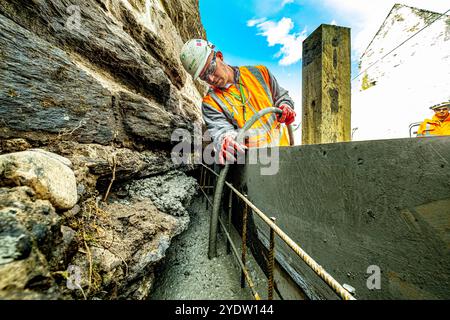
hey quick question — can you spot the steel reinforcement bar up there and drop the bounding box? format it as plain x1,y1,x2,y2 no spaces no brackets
200,164,356,301
199,185,261,300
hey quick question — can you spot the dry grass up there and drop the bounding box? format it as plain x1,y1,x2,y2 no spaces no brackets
103,154,117,202
64,190,114,298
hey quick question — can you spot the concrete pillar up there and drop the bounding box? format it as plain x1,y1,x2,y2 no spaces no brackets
302,24,351,145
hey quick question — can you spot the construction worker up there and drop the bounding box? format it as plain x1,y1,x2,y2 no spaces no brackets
180,39,296,164
417,101,450,137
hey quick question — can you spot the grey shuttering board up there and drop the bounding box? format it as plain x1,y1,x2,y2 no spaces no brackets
230,137,450,299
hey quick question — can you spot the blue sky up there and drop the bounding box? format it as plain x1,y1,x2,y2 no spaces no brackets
199,0,449,114
199,1,332,67
199,0,350,112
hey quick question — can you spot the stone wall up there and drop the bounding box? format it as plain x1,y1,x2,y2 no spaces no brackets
0,0,206,299
0,0,206,148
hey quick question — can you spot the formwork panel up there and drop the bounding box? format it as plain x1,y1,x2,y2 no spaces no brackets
230,137,450,299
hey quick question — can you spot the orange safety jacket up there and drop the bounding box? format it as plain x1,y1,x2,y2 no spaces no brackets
202,65,293,150
417,114,450,137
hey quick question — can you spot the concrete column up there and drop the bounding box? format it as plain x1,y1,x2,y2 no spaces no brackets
302,24,351,145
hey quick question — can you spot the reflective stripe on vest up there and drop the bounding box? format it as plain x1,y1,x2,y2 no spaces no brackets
203,66,291,147
246,66,273,102
206,93,239,128
241,66,284,146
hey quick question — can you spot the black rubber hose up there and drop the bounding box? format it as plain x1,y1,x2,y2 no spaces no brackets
208,107,294,259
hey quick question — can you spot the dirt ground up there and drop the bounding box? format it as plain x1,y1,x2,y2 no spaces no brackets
150,195,267,300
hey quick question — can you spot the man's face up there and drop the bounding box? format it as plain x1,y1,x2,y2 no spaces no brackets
199,51,229,88
434,106,449,119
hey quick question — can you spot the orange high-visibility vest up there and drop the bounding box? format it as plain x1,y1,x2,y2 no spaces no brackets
202,66,291,148
417,115,450,136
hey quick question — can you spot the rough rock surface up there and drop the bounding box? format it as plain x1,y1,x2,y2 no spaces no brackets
67,196,191,300
0,0,205,300
0,167,198,299
0,186,63,299
46,141,188,199
0,150,78,210
0,0,206,148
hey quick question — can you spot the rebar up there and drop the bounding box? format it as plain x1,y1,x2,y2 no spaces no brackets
202,190,261,300
268,217,276,300
241,203,248,288
209,108,291,259
224,183,356,301
227,191,233,255
200,164,356,300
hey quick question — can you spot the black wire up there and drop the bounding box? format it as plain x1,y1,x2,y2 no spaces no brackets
352,8,450,81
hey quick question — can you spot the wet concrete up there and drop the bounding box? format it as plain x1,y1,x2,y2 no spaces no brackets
150,195,268,300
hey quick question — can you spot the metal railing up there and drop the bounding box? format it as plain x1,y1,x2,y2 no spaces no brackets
409,122,422,137
199,163,357,301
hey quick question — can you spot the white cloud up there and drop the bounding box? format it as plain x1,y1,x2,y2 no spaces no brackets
249,1,448,64
247,17,267,27
330,19,337,25
248,17,307,65
281,0,294,6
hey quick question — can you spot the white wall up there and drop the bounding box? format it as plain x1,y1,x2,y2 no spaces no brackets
351,6,450,141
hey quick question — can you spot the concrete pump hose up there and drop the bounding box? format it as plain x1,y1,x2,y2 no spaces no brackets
208,107,294,259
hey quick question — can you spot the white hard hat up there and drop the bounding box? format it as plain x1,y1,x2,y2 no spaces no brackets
430,101,450,110
180,39,214,80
